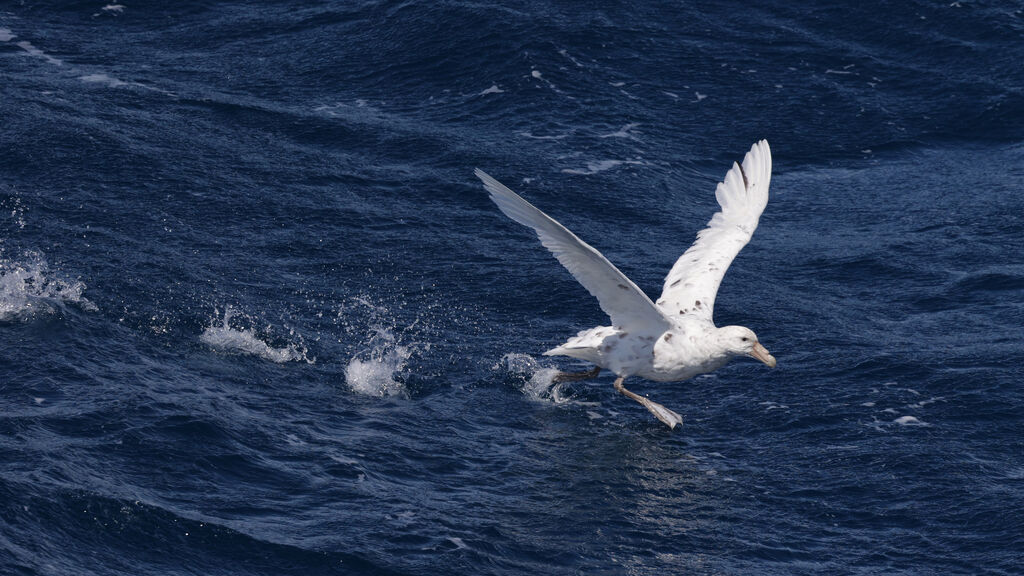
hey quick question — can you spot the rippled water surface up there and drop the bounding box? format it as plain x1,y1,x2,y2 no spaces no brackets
2,2,1022,574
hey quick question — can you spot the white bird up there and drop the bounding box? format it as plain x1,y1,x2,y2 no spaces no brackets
476,140,777,429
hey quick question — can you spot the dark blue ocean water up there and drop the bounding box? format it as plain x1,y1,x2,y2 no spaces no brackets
2,1,1023,574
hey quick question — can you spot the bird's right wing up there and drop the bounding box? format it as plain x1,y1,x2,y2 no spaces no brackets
476,169,670,333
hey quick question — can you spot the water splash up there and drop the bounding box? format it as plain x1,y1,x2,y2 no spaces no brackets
2,195,27,230
334,295,437,398
200,308,312,364
494,353,567,403
344,327,414,397
0,252,96,321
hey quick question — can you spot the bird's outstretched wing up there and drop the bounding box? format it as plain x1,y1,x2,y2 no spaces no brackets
476,169,670,333
657,140,772,322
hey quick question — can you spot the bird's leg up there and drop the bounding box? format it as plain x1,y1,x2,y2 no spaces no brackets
552,366,601,383
613,376,683,429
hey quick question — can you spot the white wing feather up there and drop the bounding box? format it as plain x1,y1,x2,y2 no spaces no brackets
657,140,772,322
476,169,669,333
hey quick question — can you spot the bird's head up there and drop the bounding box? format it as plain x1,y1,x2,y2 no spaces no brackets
717,325,776,368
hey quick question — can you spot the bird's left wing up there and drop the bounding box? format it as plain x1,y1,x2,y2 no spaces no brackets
657,140,772,322
476,169,670,333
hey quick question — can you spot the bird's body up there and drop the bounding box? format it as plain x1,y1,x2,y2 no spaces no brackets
476,140,776,428
545,320,727,383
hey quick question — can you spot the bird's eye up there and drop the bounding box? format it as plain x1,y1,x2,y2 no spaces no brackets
741,337,749,342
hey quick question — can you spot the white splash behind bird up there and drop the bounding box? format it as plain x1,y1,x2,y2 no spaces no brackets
476,140,776,429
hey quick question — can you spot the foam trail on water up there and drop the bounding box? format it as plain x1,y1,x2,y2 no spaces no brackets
0,252,96,321
561,159,645,175
494,353,567,403
345,327,412,397
79,73,127,88
200,308,311,363
15,40,63,66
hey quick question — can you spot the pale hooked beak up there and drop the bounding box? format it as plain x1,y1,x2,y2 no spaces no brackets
749,342,777,368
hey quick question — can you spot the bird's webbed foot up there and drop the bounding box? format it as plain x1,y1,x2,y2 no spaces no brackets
613,376,683,429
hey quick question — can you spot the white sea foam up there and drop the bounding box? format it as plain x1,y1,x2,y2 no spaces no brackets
344,327,414,397
906,396,943,409
200,308,311,363
313,100,386,122
479,84,504,96
79,73,127,88
16,41,63,66
494,353,566,403
79,73,173,95
894,415,928,426
562,159,644,175
3,27,172,95
0,253,96,321
600,123,641,140
446,537,469,550
519,131,569,140
529,68,566,95
558,49,583,67
826,64,856,75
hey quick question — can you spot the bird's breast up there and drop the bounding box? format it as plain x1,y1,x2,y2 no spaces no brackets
645,328,727,382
